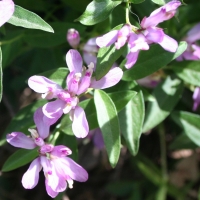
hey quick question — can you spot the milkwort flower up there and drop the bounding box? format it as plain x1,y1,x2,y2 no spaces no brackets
177,23,200,61
6,107,88,198
192,87,200,111
28,49,123,138
67,29,80,49
0,0,15,27
96,0,181,69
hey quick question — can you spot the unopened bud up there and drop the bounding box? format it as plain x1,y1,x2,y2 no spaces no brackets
67,29,80,48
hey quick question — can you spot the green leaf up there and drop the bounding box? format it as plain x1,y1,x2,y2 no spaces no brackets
171,61,200,87
143,77,183,132
0,47,2,102
171,111,200,146
8,5,54,33
119,90,145,155
109,90,137,111
79,98,99,130
94,90,121,167
3,100,47,140
96,45,126,80
39,68,69,87
169,133,198,150
122,42,187,81
130,0,145,4
76,0,122,25
151,0,166,5
84,90,137,130
2,148,38,172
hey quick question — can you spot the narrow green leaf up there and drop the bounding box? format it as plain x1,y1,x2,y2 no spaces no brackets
96,45,126,80
143,77,183,132
94,90,121,167
119,90,145,155
3,100,47,139
39,68,69,88
2,148,38,172
0,47,2,102
122,42,187,81
169,133,198,150
130,0,145,4
8,5,54,32
76,0,122,25
171,61,200,87
171,111,200,146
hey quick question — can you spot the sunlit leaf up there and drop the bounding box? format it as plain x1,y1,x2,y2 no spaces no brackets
8,5,54,32
76,0,122,25
171,61,200,87
171,111,200,146
119,90,145,155
122,42,187,81
94,89,120,167
96,45,126,80
143,77,183,132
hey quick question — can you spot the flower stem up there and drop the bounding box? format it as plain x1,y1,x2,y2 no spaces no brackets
125,1,131,25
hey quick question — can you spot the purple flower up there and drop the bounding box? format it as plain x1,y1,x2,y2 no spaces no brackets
96,24,131,49
6,108,88,198
87,128,104,150
83,38,99,66
140,1,181,52
193,87,200,111
67,29,80,49
125,33,149,69
177,23,200,61
0,0,15,27
28,49,123,138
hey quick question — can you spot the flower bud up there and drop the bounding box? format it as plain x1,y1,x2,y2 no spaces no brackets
67,29,80,48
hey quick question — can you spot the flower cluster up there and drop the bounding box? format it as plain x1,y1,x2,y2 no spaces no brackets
96,0,181,69
28,49,123,138
7,108,88,198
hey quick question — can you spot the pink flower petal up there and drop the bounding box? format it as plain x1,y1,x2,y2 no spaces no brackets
186,23,200,43
45,162,67,192
0,0,15,27
96,30,118,48
115,25,131,49
125,51,139,69
141,1,181,28
83,52,97,66
145,27,164,43
28,76,62,99
42,99,65,125
158,34,178,52
60,157,88,182
22,158,42,189
34,107,50,139
6,132,36,149
90,67,123,89
72,106,89,138
66,49,83,73
51,145,72,157
45,180,59,198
